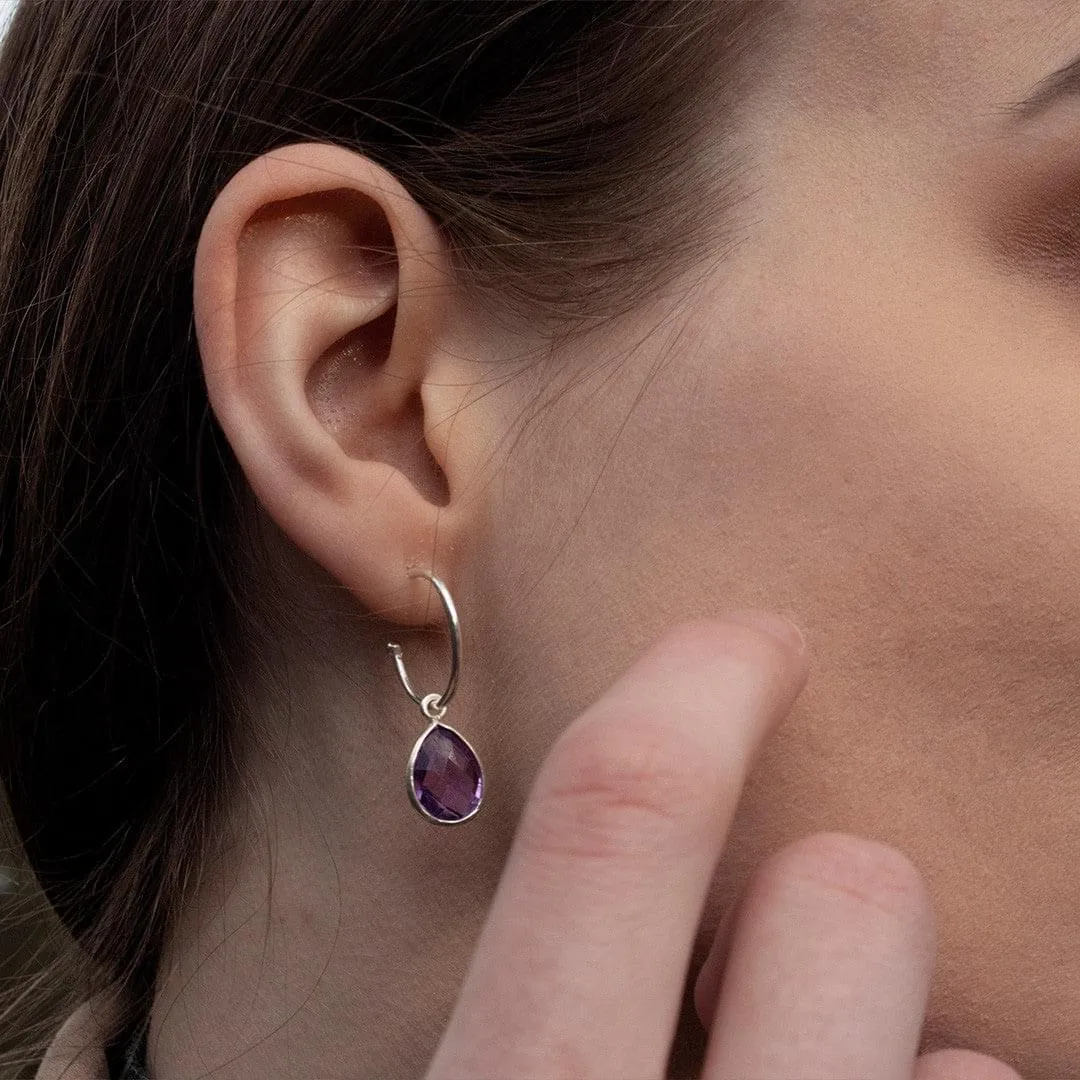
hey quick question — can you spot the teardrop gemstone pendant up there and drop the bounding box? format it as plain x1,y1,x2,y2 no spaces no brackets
408,719,484,824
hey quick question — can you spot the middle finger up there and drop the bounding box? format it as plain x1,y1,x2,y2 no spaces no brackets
702,831,937,1080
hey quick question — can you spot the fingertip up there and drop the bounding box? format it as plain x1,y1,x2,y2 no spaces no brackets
721,609,806,657
914,1048,1023,1080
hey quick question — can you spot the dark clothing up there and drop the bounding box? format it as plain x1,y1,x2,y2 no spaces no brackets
106,1013,150,1080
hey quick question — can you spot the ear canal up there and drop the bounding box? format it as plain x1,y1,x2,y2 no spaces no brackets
307,318,450,509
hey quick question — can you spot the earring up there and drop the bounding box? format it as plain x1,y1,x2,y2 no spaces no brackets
387,570,484,825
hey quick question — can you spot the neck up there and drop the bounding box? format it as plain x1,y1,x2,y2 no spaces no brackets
147,630,507,1079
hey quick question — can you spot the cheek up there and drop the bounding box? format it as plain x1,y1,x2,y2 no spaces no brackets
486,245,1080,751
479,247,1080,1070
640,259,1080,1073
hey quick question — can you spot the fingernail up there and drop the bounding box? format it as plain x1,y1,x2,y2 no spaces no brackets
722,609,805,655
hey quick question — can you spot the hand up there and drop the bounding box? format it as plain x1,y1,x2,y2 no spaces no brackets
426,615,1021,1080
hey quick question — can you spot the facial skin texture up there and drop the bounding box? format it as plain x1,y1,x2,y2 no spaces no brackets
148,2,1080,1077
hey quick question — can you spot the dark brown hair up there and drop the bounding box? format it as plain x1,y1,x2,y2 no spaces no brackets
0,0,779,1068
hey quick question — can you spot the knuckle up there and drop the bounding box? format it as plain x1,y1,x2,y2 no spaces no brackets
758,831,935,938
915,1048,1023,1080
522,710,714,863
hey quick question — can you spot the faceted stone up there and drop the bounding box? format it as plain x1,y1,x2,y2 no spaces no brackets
412,723,483,822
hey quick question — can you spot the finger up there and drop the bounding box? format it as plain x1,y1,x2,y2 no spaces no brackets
914,1048,1023,1080
428,613,808,1080
703,831,937,1080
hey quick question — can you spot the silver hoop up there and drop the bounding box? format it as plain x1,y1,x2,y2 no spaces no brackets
387,570,460,713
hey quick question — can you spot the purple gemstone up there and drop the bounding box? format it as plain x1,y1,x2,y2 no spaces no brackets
412,723,483,822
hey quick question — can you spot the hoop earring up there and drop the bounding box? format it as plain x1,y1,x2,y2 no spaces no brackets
387,570,484,825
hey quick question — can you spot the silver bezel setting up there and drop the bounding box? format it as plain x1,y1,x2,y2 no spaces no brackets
407,719,484,826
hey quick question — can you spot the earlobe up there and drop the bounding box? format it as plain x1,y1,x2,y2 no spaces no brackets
193,141,467,625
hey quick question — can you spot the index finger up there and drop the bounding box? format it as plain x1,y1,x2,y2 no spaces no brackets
428,614,808,1080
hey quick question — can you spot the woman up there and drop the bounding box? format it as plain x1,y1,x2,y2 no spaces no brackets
0,0,1071,1075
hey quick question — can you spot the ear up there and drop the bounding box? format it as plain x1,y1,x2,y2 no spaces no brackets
193,141,478,626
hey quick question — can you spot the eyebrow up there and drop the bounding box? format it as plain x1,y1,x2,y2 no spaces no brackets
1004,52,1080,119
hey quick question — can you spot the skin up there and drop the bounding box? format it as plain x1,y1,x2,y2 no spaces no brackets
103,0,1080,1076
